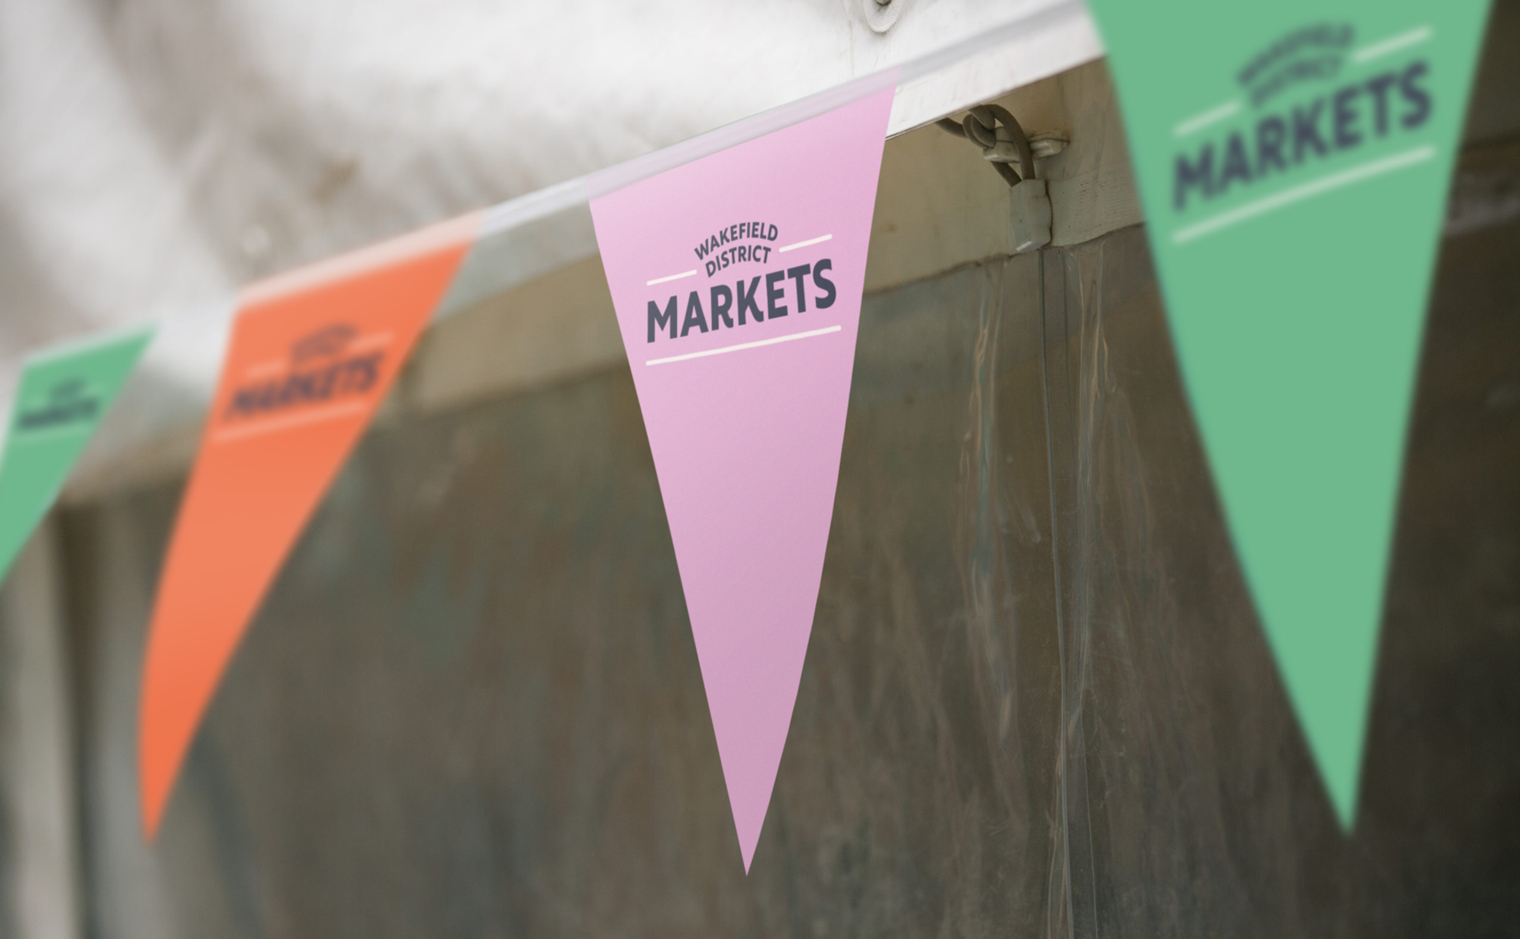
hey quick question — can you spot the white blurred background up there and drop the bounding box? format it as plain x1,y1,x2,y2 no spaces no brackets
0,0,1028,393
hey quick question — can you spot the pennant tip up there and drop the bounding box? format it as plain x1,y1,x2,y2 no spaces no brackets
1325,760,1361,834
1302,718,1364,834
139,774,165,843
138,693,188,844
736,819,761,874
729,787,773,873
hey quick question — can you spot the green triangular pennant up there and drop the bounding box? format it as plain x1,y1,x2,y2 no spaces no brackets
1083,1,1491,827
0,325,154,587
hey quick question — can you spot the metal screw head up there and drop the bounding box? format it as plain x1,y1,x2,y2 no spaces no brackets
863,0,903,32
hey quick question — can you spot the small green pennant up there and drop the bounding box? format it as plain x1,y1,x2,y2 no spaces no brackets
0,326,154,587
1083,1,1491,827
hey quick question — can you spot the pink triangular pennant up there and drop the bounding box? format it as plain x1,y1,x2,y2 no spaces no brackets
589,75,895,870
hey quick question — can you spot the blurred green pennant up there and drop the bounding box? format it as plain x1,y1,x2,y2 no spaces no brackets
1083,0,1491,826
0,326,153,586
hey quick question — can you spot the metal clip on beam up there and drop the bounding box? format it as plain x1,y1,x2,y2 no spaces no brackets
937,104,1058,253
936,104,1039,187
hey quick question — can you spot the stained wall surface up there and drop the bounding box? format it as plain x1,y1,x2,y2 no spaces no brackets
48,202,1520,938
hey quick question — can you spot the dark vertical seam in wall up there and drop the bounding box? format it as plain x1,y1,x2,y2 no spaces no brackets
1036,251,1074,939
53,508,100,939
1066,245,1101,939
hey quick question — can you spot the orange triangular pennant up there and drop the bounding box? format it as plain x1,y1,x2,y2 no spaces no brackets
138,213,479,838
